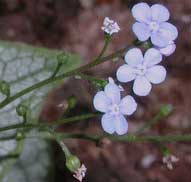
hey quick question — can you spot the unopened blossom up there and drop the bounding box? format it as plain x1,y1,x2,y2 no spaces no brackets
132,3,178,47
163,155,179,170
101,17,120,35
73,164,87,182
116,48,166,96
93,77,137,135
158,41,176,56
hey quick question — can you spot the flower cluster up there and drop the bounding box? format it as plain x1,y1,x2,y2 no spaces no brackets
94,2,178,135
132,3,178,56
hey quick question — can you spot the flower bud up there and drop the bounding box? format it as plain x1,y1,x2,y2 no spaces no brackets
93,79,108,89
0,80,10,97
66,155,81,172
16,102,28,117
160,104,173,117
16,132,25,140
142,40,153,49
57,53,69,65
68,96,77,110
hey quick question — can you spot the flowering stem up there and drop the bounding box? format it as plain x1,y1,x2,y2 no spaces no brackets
0,40,141,110
135,105,173,135
0,112,101,133
77,73,107,87
55,133,191,143
50,62,63,78
7,132,191,144
56,139,71,157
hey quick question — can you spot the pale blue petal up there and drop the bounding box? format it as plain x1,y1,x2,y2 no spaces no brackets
104,82,121,104
144,48,162,67
119,96,137,115
133,76,152,96
116,64,136,83
151,32,170,47
113,114,128,135
151,4,170,22
125,48,144,66
132,2,151,23
145,65,166,84
101,114,115,134
93,91,111,112
159,42,176,56
159,22,178,41
132,22,151,41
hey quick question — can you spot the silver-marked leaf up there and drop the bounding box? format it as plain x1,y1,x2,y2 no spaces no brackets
0,41,83,179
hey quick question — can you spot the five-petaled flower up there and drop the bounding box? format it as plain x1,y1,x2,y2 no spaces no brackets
101,17,120,35
116,48,166,96
132,3,178,47
93,78,137,135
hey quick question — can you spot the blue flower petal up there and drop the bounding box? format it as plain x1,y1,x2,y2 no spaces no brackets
132,22,151,41
145,65,166,84
144,48,163,67
125,48,144,66
133,76,152,96
151,32,170,47
101,114,115,134
159,22,178,41
132,2,151,23
116,64,136,83
93,91,111,113
113,114,128,135
151,4,170,22
119,96,137,115
104,82,121,104
159,42,176,56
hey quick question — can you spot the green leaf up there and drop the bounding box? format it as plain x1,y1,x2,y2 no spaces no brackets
0,41,83,180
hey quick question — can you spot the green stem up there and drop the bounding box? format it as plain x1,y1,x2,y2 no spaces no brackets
9,132,191,144
0,41,140,109
51,62,62,78
77,73,105,82
0,112,100,133
135,113,164,135
135,105,173,135
56,133,191,143
56,139,71,157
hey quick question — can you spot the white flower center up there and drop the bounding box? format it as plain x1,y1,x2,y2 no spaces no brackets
109,104,120,115
149,21,159,32
135,64,147,76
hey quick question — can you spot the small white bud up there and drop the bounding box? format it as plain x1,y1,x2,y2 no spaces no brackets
101,17,120,35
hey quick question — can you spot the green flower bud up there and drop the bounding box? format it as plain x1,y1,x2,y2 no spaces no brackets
16,132,25,140
93,79,108,89
68,96,77,110
57,53,69,65
160,144,171,157
16,102,28,117
0,80,10,97
66,155,81,172
142,40,153,49
160,104,173,117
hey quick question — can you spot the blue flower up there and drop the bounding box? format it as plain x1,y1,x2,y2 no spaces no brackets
132,3,178,47
116,48,166,96
93,78,137,135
